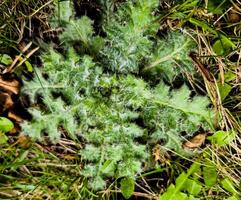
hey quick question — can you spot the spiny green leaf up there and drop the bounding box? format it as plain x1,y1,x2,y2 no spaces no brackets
89,176,106,191
143,32,195,81
50,0,73,27
21,0,213,191
101,0,159,73
59,17,94,45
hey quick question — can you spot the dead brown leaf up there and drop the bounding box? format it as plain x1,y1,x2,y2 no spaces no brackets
9,127,18,134
16,135,32,148
0,77,20,94
4,93,14,109
153,144,161,161
0,92,14,111
61,155,78,161
8,111,23,123
152,144,170,165
183,133,207,149
228,8,241,23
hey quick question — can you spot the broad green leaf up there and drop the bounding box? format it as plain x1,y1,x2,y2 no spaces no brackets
217,82,232,101
220,35,236,49
213,40,225,55
213,37,234,56
184,179,202,196
160,184,188,200
0,54,12,65
188,195,200,200
227,195,239,200
191,163,201,181
221,178,238,195
176,172,189,190
208,130,236,146
24,61,33,72
120,177,135,199
0,117,14,133
203,159,217,187
224,71,236,82
187,163,201,176
0,132,8,144
176,163,201,191
160,163,200,200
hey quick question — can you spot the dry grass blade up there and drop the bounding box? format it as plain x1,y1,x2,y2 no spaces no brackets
100,190,159,200
0,0,53,50
189,52,214,82
3,43,39,74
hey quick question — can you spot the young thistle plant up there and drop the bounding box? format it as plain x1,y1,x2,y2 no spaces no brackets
21,0,213,190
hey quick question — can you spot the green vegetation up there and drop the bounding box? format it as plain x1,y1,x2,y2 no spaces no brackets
0,0,241,199
22,0,213,190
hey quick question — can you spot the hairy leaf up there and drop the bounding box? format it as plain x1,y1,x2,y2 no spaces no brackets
22,0,213,190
